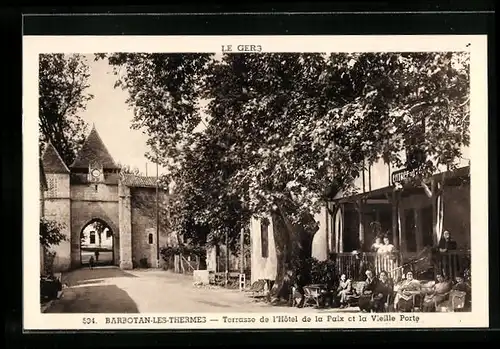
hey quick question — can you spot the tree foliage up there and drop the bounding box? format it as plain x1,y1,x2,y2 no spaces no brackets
118,162,144,176
39,54,93,166
100,51,469,295
40,218,67,248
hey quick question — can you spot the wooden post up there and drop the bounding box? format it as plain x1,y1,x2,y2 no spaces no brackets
240,227,244,274
414,208,423,252
392,191,399,249
431,179,438,245
339,204,344,253
397,200,404,253
368,165,372,192
358,199,365,251
360,160,367,252
387,163,391,187
239,226,246,291
326,204,331,257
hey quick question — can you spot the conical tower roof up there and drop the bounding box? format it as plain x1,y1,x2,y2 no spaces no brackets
70,124,120,170
41,141,70,174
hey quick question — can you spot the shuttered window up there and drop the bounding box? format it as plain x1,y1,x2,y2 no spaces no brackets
260,221,269,258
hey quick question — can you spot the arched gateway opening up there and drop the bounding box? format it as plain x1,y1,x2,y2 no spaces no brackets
80,218,114,267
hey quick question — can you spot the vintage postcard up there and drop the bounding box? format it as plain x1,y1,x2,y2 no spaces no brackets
23,35,489,330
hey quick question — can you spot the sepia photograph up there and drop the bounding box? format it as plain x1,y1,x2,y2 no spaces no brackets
24,35,488,330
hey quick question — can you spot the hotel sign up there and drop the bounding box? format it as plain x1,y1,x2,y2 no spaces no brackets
391,168,418,185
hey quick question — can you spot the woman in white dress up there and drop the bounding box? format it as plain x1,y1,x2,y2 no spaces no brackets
371,236,383,252
377,235,398,279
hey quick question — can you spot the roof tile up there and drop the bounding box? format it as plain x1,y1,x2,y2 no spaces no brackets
40,159,48,190
70,125,120,170
121,174,159,188
41,142,70,174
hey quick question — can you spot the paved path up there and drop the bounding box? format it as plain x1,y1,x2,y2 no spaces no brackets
46,267,360,314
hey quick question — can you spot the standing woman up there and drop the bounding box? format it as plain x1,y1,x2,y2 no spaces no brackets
377,235,398,279
371,236,383,252
437,230,458,279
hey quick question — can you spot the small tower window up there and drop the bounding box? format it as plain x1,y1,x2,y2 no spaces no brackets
148,233,153,244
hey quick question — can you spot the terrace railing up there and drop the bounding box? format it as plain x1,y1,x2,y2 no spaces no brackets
335,250,470,282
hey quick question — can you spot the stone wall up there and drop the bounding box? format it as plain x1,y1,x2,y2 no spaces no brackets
45,174,71,200
118,184,132,269
250,217,277,284
250,210,331,284
44,173,71,272
130,187,170,268
71,182,119,202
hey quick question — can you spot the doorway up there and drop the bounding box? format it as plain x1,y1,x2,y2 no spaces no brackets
80,219,114,267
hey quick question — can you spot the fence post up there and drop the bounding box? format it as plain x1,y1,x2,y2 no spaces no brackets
174,254,180,273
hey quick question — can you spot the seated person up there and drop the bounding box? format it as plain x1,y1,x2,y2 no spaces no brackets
394,271,422,312
370,271,394,312
288,270,304,307
437,275,471,312
421,274,452,312
358,270,378,312
337,274,354,309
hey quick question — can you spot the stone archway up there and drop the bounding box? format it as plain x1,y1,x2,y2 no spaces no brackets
70,200,120,268
79,218,116,267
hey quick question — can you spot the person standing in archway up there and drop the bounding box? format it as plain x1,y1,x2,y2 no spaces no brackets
89,255,95,270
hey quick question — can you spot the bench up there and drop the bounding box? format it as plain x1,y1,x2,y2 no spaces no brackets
246,279,272,299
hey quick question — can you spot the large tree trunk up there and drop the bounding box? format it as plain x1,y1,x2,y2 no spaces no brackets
269,204,318,304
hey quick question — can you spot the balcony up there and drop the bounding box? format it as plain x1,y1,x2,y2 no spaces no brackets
335,250,470,282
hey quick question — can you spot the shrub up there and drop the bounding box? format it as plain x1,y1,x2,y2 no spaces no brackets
43,250,57,277
40,218,66,248
40,275,62,302
288,256,338,288
310,258,337,287
160,244,206,261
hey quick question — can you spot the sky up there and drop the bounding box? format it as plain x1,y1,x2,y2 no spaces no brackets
80,55,166,175
79,53,224,176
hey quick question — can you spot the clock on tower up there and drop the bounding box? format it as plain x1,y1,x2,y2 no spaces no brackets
88,162,103,183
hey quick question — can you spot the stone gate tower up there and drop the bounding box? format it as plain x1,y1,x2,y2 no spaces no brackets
41,125,170,272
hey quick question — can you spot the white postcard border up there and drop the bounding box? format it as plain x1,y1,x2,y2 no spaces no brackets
23,35,489,330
